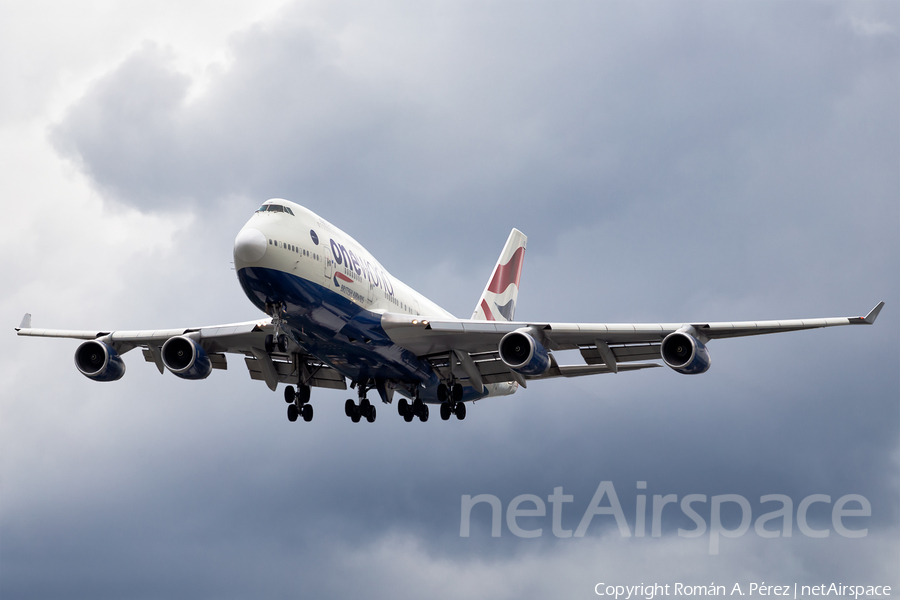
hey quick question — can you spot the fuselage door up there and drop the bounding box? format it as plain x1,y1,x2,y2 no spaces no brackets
324,246,334,281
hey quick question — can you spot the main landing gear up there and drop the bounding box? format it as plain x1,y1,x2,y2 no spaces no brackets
397,398,430,422
345,383,376,423
284,384,313,422
436,382,466,421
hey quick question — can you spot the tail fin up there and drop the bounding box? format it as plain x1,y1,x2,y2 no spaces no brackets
471,229,527,321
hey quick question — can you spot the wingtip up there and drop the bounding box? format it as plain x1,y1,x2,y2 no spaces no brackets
862,301,884,324
16,313,32,331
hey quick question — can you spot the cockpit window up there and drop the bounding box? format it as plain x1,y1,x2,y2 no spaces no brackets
256,204,294,215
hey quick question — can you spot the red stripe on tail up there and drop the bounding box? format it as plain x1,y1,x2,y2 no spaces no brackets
487,246,525,294
480,299,495,321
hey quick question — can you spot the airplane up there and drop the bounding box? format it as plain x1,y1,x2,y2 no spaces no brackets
16,198,884,424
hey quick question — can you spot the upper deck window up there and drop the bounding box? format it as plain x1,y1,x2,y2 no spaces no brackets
256,204,295,216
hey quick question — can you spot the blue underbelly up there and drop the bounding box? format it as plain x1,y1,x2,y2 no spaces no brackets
237,266,442,395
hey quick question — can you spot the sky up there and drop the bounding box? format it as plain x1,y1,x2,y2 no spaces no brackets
1,1,898,598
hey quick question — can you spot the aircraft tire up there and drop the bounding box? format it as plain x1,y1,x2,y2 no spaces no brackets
284,385,295,403
366,406,376,423
419,404,429,422
277,334,289,353
440,403,451,421
437,384,448,403
398,398,409,417
265,334,275,354
451,383,463,403
345,399,355,417
455,402,466,420
351,411,361,423
403,411,414,422
301,404,313,422
287,404,299,422
298,384,311,405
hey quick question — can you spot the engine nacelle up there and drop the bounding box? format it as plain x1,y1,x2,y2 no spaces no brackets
499,330,551,376
75,340,126,382
162,336,212,380
661,331,711,374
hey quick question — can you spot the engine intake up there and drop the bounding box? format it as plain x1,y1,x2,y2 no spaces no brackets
162,336,212,380
661,331,711,374
499,330,551,376
75,340,126,382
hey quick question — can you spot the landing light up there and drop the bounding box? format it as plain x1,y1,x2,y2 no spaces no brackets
412,319,418,325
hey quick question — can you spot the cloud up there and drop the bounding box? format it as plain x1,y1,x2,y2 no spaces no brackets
3,1,899,598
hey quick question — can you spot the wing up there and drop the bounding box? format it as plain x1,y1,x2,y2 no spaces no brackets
381,302,884,389
15,315,347,392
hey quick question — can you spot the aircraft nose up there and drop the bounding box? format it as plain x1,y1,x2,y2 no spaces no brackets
234,227,268,263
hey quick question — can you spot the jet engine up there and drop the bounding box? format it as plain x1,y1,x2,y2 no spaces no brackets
661,331,711,374
162,336,212,380
75,340,126,382
499,330,551,376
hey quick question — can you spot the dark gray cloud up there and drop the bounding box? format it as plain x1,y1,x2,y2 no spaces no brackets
51,2,899,265
4,1,899,598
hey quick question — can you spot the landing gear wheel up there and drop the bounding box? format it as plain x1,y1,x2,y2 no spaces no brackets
301,404,313,422
287,404,299,422
437,383,448,403
265,334,275,354
276,334,289,353
440,403,451,421
455,402,466,420
297,384,311,405
360,398,371,413
398,398,410,417
366,406,376,423
351,411,361,423
345,399,355,417
284,385,295,404
451,383,464,403
403,411,414,422
419,404,429,422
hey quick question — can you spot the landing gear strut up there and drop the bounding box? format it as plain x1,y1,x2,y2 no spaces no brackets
264,302,290,353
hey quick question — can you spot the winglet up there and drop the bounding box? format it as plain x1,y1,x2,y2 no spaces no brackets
16,313,32,331
863,301,884,324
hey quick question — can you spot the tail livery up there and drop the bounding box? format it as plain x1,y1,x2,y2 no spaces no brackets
472,229,527,322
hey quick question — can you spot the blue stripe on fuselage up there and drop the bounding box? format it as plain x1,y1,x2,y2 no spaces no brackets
237,266,454,399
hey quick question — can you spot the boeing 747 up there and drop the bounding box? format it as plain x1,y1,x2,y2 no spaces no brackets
16,199,884,424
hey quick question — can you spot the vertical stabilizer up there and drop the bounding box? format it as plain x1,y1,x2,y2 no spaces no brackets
471,229,527,321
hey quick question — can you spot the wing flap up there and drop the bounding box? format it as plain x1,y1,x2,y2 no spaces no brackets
580,343,661,364
243,356,347,390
